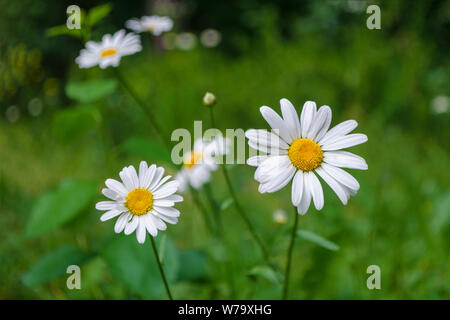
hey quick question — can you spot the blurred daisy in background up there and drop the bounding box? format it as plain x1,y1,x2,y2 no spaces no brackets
175,32,197,50
246,99,368,215
430,95,449,114
176,135,229,192
75,29,141,69
96,161,183,244
125,15,173,36
273,209,288,224
200,29,222,48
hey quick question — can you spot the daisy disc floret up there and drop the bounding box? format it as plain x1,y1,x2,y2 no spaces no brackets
246,99,368,215
75,29,142,69
125,15,173,36
96,161,183,243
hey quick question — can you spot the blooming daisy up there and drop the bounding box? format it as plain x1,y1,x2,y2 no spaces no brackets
246,99,368,215
125,15,173,36
75,29,142,69
176,136,229,192
96,161,183,243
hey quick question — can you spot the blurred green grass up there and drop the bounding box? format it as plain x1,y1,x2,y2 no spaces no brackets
1,1,449,299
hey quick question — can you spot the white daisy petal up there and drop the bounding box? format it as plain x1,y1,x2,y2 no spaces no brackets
323,151,368,170
119,168,134,191
105,179,128,197
258,164,296,193
247,155,269,167
127,166,140,189
301,101,317,138
136,220,147,243
151,175,172,192
245,129,289,149
321,163,360,191
138,161,148,187
153,206,180,217
124,216,139,235
152,181,179,199
114,212,131,233
321,133,368,151
280,98,301,140
153,199,175,207
100,209,123,221
308,105,332,141
142,164,157,189
315,167,349,205
164,194,184,202
318,120,358,145
102,188,121,201
297,178,312,215
259,106,292,143
149,167,165,190
291,170,304,206
306,171,324,210
95,201,117,211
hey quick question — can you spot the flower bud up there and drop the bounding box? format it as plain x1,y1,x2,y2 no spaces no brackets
203,92,216,107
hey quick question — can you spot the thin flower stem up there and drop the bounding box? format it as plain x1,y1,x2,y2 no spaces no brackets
189,186,215,235
150,236,173,300
209,107,272,265
113,68,170,149
282,206,299,300
203,183,223,236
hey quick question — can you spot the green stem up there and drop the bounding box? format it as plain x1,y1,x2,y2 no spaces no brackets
150,236,173,300
209,107,271,265
203,183,223,236
189,186,215,234
113,68,170,149
282,206,299,300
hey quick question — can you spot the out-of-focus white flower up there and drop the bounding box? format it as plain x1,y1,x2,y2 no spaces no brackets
175,32,197,51
431,95,449,114
176,136,230,192
246,99,368,215
200,29,221,48
96,161,183,244
125,15,173,36
273,209,288,224
203,92,216,107
75,30,142,69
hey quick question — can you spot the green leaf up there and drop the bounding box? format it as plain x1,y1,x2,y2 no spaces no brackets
26,179,98,237
296,229,340,251
52,106,100,143
22,245,91,287
45,25,83,39
248,265,284,286
177,250,209,282
121,137,173,165
102,235,179,298
66,79,117,103
220,198,234,211
87,4,112,27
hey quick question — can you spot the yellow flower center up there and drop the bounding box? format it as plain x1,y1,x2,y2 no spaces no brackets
100,48,118,58
125,188,153,216
183,152,203,169
288,138,323,171
147,24,156,31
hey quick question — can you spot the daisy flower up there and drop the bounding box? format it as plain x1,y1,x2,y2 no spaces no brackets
125,15,173,36
96,161,183,244
246,99,368,215
75,29,142,69
176,136,229,192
